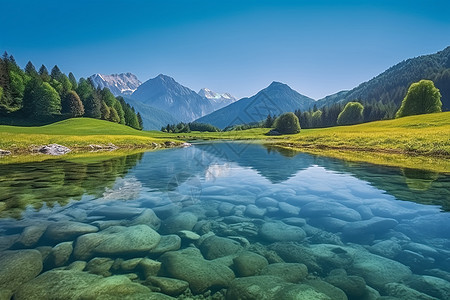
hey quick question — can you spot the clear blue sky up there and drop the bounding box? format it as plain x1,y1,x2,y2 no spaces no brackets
2,0,450,99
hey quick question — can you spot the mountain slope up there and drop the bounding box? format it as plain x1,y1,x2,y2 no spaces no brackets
198,88,236,110
123,97,178,130
89,73,142,96
131,74,214,122
195,81,315,129
317,46,450,111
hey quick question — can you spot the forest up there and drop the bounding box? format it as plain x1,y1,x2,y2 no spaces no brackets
0,52,143,130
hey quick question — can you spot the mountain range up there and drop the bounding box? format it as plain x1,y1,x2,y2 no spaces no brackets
90,46,450,130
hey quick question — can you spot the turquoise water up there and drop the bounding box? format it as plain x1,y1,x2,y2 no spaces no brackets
0,142,449,299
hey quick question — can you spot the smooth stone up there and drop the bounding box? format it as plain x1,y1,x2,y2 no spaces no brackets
120,258,142,272
342,217,398,239
145,276,189,296
397,250,435,272
299,202,361,222
223,216,251,224
160,212,198,234
368,202,420,219
159,247,235,294
325,272,367,299
36,246,52,262
0,250,43,296
423,269,450,283
13,270,161,300
86,257,114,277
44,221,98,242
16,224,48,248
350,251,412,292
218,202,235,216
259,263,308,283
74,225,160,260
355,205,374,220
405,275,450,299
245,204,266,218
200,235,243,260
268,242,321,274
303,278,347,300
274,283,332,300
278,202,300,216
177,230,200,241
233,252,269,277
0,234,18,251
150,234,181,254
255,197,279,208
66,261,87,271
282,217,307,227
368,239,402,259
152,204,182,220
45,241,73,268
128,209,161,230
404,242,439,258
385,282,438,300
308,217,348,233
138,258,162,278
88,206,143,219
259,221,306,242
225,275,286,300
308,244,355,274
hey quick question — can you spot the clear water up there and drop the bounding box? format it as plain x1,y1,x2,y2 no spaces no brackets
1,142,449,299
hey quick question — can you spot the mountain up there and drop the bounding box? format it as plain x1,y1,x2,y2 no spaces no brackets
196,81,315,129
317,46,450,111
89,73,142,96
123,97,178,130
198,88,236,110
131,74,214,122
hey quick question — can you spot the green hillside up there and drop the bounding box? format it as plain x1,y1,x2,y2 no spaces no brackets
0,118,178,151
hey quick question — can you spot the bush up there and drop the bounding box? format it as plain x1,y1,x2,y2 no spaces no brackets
337,102,364,125
273,112,301,134
396,80,442,118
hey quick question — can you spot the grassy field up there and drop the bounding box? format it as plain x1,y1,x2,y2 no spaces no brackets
0,118,180,153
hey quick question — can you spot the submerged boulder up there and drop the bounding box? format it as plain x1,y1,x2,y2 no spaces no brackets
259,221,306,242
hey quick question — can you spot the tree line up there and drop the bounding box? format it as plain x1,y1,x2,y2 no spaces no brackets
0,52,143,129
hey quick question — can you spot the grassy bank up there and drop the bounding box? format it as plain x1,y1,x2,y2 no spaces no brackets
0,118,181,154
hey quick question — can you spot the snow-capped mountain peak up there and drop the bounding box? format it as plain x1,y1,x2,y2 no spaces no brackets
89,73,142,96
198,88,236,110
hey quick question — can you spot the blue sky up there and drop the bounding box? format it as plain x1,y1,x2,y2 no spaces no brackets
2,0,450,99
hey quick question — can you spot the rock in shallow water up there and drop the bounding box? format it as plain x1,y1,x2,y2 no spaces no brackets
44,221,98,242
259,263,308,283
199,235,243,260
259,221,306,242
159,247,235,294
0,250,43,297
13,270,173,300
233,251,268,277
73,225,160,260
160,212,198,234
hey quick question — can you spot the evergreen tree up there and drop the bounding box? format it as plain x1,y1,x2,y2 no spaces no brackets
62,90,84,117
23,80,61,117
84,93,101,118
264,114,274,128
108,107,120,123
50,65,63,80
25,61,38,77
137,112,143,130
68,72,77,90
38,65,50,82
396,80,442,118
113,97,125,124
100,100,110,120
311,110,323,128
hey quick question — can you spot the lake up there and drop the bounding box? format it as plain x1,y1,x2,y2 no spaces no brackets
0,142,449,299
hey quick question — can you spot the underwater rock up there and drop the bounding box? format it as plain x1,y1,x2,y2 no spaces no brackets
160,212,198,234
282,217,307,227
74,225,160,260
145,276,189,296
255,197,279,208
259,221,306,242
325,269,367,300
342,217,398,240
368,239,402,259
385,282,438,300
278,202,300,216
13,270,169,300
244,204,266,218
159,247,235,294
199,235,243,260
259,263,308,283
177,230,200,241
233,251,269,277
86,257,114,277
45,241,73,268
0,250,43,298
299,201,361,222
303,278,348,300
88,206,143,219
308,244,355,275
218,202,235,216
129,208,161,230
44,221,99,242
138,258,161,278
225,275,286,300
66,261,87,272
16,224,48,248
152,204,182,220
405,275,450,299
150,234,181,254
349,250,412,292
268,242,321,273
308,217,348,233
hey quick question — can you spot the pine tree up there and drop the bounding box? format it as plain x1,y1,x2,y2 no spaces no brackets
25,61,38,77
50,65,63,80
84,93,101,118
137,112,143,130
68,72,78,90
100,100,110,120
39,65,50,82
108,107,120,123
